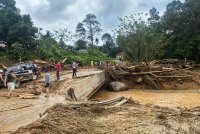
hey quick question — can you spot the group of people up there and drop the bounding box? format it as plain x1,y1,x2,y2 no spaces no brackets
0,61,79,98
54,61,78,80
43,61,78,97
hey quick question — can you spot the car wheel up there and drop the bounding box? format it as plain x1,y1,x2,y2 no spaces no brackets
15,80,21,88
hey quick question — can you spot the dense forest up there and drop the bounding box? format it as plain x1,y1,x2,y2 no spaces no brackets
0,0,200,64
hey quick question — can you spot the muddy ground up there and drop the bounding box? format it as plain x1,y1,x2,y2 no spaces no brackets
0,68,101,133
1,69,200,134
14,102,200,134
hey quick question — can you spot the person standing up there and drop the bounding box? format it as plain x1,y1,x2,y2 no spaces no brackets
0,70,6,89
44,69,51,97
32,64,38,80
72,61,78,78
54,61,61,80
6,70,19,98
91,61,94,67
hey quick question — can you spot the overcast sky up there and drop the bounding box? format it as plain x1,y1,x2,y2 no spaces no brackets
15,0,184,35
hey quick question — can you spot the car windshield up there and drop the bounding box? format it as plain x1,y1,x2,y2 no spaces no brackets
6,65,21,73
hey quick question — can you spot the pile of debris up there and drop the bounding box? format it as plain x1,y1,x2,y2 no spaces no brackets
13,99,200,134
105,62,200,90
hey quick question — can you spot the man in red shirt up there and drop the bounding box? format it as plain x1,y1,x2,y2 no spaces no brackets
54,61,61,80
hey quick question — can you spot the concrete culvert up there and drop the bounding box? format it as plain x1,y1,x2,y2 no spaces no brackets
109,81,127,92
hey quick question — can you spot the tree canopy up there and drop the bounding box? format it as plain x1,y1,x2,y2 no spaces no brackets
160,0,200,62
76,13,102,50
1,0,200,63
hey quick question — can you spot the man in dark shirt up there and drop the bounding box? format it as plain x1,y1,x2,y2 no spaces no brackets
6,70,19,98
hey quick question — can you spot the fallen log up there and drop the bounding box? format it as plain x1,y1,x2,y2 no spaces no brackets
114,98,128,106
0,104,33,112
155,75,193,78
97,96,125,105
149,66,162,71
61,57,67,64
107,70,117,80
144,75,160,90
40,113,48,119
18,94,39,99
130,71,192,79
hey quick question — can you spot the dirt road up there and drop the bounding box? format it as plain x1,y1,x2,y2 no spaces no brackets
0,68,101,133
0,95,65,133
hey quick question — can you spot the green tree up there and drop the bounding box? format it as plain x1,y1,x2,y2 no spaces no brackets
58,38,66,50
0,0,37,50
75,39,87,50
101,33,117,57
76,22,86,39
36,38,62,60
160,0,200,63
76,13,102,50
54,28,72,43
148,7,161,32
7,14,37,50
0,0,20,46
116,15,163,63
42,30,53,39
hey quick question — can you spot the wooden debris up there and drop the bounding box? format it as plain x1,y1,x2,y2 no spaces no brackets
61,57,67,64
144,75,160,90
97,96,125,105
40,113,48,119
0,104,33,112
114,98,128,106
18,94,39,99
33,60,48,64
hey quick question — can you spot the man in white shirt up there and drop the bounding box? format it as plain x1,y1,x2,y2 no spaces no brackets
72,62,78,78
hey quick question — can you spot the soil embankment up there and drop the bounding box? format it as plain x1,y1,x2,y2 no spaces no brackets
14,102,200,134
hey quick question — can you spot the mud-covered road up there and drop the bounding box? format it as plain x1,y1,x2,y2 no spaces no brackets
0,68,101,133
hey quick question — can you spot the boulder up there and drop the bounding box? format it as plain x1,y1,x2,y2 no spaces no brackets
109,82,127,92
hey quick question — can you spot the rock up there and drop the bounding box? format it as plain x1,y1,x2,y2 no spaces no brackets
135,77,143,83
109,82,127,92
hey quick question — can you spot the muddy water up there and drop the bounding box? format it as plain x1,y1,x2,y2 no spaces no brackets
92,89,200,108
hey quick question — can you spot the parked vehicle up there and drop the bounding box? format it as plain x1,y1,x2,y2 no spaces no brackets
0,62,40,88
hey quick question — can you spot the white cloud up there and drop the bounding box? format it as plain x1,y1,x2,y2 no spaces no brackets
15,0,183,36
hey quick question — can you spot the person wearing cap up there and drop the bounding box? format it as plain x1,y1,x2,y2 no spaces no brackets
6,70,19,98
0,70,6,88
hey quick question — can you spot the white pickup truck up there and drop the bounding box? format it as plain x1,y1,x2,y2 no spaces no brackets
0,62,40,88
